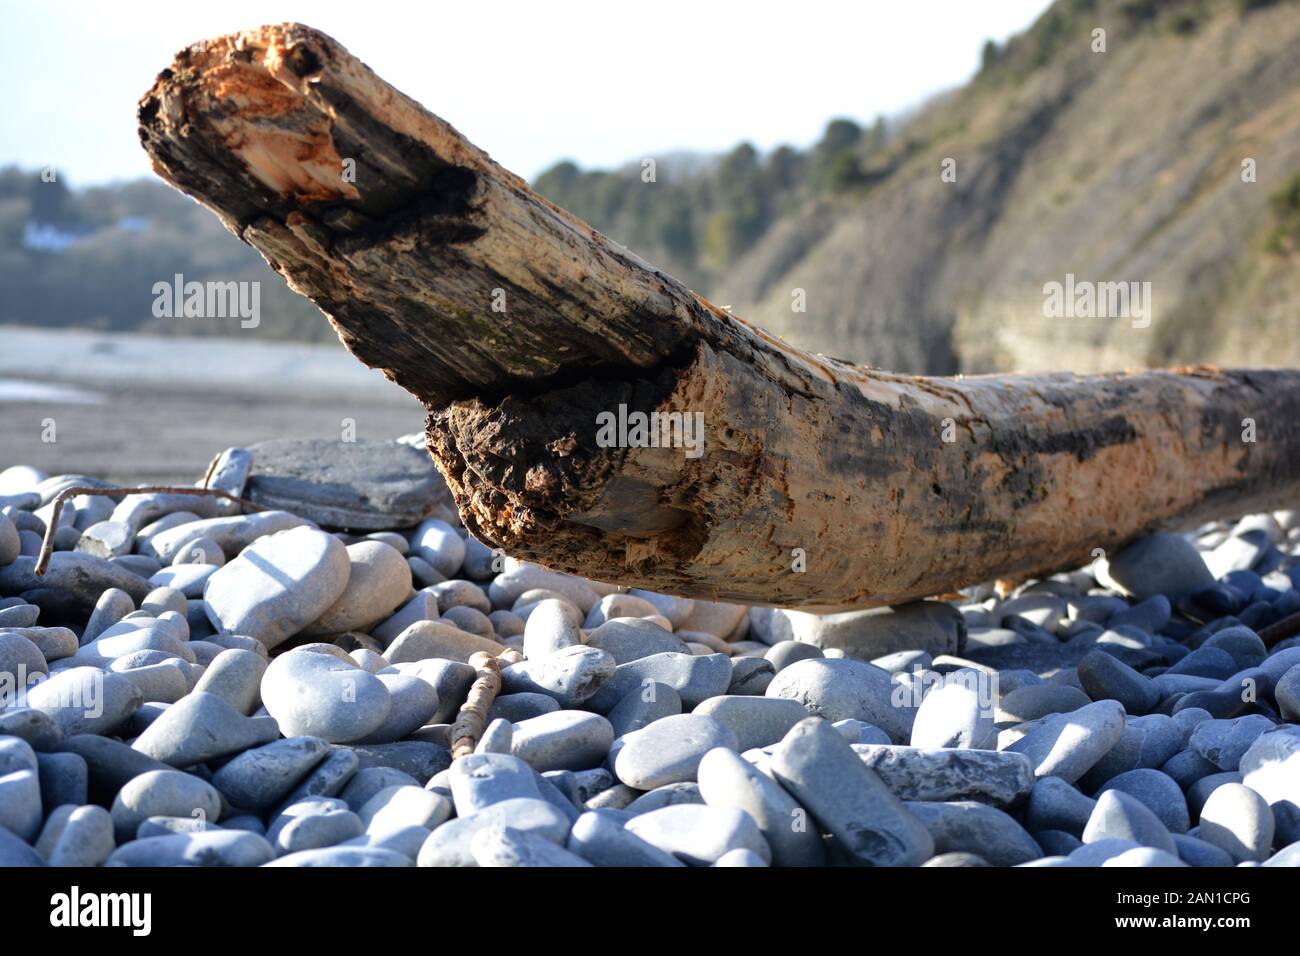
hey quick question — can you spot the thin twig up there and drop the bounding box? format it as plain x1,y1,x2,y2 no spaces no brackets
33,484,266,577
1260,609,1300,649
450,648,524,760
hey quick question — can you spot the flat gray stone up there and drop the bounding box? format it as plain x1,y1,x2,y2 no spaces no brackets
340,766,420,812
521,598,583,659
1081,714,1184,789
1189,715,1276,771
0,630,47,685
280,747,360,807
266,845,411,866
191,648,267,715
0,709,61,751
245,438,447,531
349,741,451,784
268,797,364,855
145,511,310,563
360,673,439,744
488,692,561,724
911,671,996,748
35,750,86,807
606,682,682,738
851,745,1036,807
760,601,964,660
383,620,504,665
728,657,774,696
1099,533,1215,602
997,684,1092,724
0,553,151,611
1240,726,1300,806
410,519,466,577
0,825,43,866
0,756,41,841
488,564,600,614
35,804,115,866
1098,768,1189,834
23,666,143,736
625,782,704,814
1078,650,1159,715
1173,833,1236,867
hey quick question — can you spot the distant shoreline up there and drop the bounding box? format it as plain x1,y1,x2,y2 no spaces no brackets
0,327,425,483
0,326,410,399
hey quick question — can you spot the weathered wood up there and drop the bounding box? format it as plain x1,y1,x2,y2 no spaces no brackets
138,23,1300,609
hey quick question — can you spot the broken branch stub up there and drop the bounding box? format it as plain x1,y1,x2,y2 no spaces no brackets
138,23,1300,609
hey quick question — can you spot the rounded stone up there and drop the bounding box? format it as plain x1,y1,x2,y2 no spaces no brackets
110,769,223,842
1082,790,1177,854
911,672,996,749
131,690,280,766
697,746,825,867
766,657,914,742
35,804,115,866
261,649,393,743
692,695,809,752
361,673,439,743
1098,768,1189,834
764,640,824,672
302,540,412,636
585,618,687,664
521,598,583,659
210,736,332,810
1199,782,1275,863
511,710,614,772
204,526,352,649
410,519,465,577
624,804,771,866
501,645,615,706
106,830,276,867
191,648,267,715
613,713,738,790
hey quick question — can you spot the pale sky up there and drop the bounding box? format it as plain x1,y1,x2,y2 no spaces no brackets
0,0,1053,187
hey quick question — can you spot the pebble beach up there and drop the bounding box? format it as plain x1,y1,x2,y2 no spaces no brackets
2,432,1300,868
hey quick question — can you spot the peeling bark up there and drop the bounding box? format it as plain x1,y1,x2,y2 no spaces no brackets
138,23,1300,608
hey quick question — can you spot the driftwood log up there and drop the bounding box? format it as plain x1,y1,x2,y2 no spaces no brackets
138,23,1300,609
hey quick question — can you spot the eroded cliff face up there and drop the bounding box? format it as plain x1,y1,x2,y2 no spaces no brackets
708,0,1300,376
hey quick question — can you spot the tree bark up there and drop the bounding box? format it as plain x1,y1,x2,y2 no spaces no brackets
138,23,1300,609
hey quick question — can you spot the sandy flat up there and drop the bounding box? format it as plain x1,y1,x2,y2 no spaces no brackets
0,328,427,484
